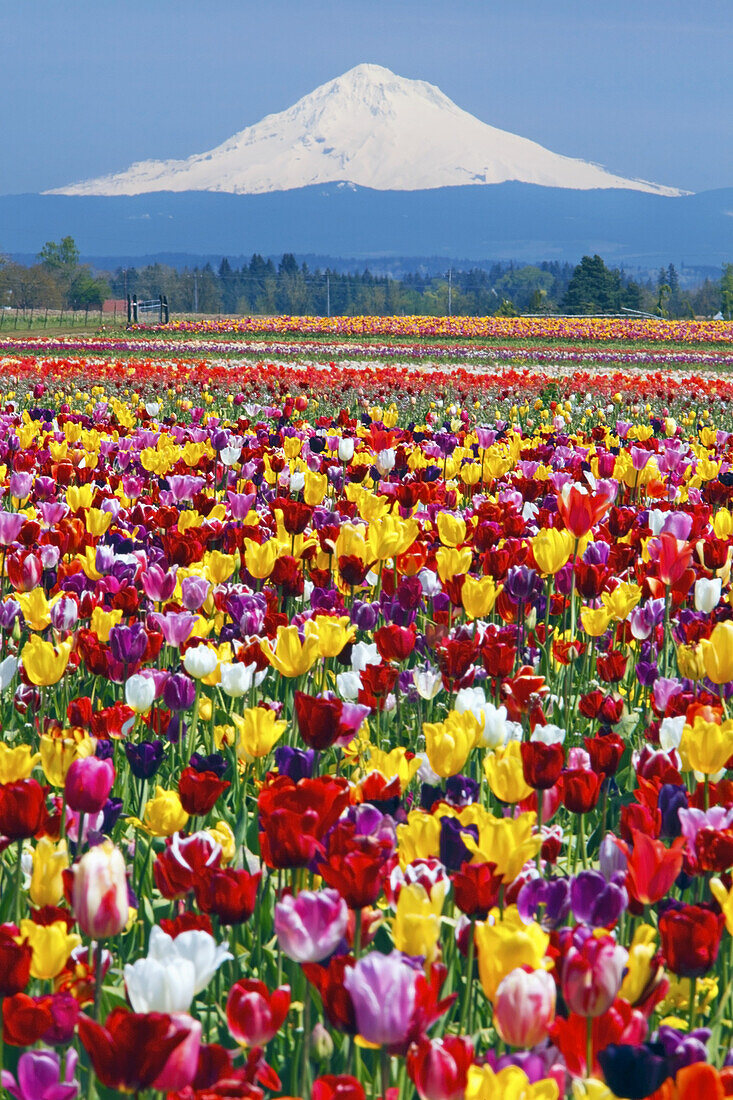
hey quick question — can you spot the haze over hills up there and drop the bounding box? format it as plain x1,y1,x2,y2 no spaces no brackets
46,64,683,198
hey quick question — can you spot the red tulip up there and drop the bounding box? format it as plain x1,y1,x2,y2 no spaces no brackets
226,979,290,1046
312,1075,366,1100
303,955,357,1034
374,623,417,662
258,775,350,870
619,829,685,906
78,1008,190,1092
178,767,230,816
560,769,602,814
521,741,564,789
0,930,32,996
153,832,223,899
0,778,46,839
659,904,724,978
407,1036,474,1100
451,861,503,920
194,867,261,925
584,733,625,777
557,486,610,539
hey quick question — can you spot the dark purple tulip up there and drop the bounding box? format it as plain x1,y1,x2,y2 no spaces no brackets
517,876,572,930
445,774,480,807
0,599,21,631
571,869,628,927
102,797,124,834
163,672,196,712
636,661,659,688
659,785,688,839
274,745,316,781
598,1044,673,1099
95,740,115,761
189,752,228,778
439,817,478,872
351,601,380,631
504,565,541,606
109,624,148,666
124,739,165,779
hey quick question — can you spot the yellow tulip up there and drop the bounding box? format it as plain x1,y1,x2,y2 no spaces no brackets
462,575,501,619
714,510,733,539
679,716,733,776
436,512,467,547
423,712,480,778
532,528,573,575
483,742,533,803
21,636,73,687
601,582,642,620
462,811,541,882
304,470,328,506
571,1081,615,1100
84,507,113,537
16,588,52,631
396,811,442,866
306,615,355,659
367,747,422,788
135,787,189,836
30,837,69,907
232,706,287,760
207,820,236,863
392,883,442,962
260,625,321,678
711,877,733,935
466,1065,558,1100
435,546,473,582
474,906,551,1001
205,550,237,585
17,919,81,981
40,730,94,787
244,538,280,579
620,924,659,1006
66,484,95,511
367,515,418,561
580,606,612,637
90,606,123,643
0,744,41,783
701,621,733,683
676,643,705,681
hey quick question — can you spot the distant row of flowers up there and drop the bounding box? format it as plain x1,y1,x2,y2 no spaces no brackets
1,345,733,1098
5,333,733,370
129,314,733,345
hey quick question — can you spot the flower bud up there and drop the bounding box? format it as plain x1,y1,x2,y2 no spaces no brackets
310,1022,334,1063
494,967,556,1047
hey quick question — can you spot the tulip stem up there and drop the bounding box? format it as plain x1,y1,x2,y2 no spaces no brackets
92,939,104,1020
14,839,22,926
380,1045,391,1099
586,1013,593,1078
458,918,475,1038
301,983,311,1097
689,975,698,1033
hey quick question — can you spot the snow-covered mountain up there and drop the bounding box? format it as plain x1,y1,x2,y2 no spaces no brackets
47,64,683,198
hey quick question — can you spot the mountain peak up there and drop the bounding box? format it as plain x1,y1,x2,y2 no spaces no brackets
47,66,685,198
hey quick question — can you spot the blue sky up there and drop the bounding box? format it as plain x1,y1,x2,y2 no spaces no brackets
2,0,731,195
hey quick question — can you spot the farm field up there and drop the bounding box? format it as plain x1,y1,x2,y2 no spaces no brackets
2,317,733,1099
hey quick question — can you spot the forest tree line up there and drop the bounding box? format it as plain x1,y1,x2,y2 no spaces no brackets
1,237,732,318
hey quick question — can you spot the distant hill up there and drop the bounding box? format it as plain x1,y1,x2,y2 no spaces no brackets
1,184,731,267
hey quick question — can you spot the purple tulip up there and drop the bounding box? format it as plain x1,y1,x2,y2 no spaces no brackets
150,611,197,648
9,471,33,501
517,876,572,930
274,745,316,781
227,491,256,520
343,951,418,1047
571,869,627,927
141,564,178,603
163,672,197,712
2,1047,79,1100
124,739,166,780
656,1025,710,1069
180,576,211,612
0,510,25,546
109,623,148,666
274,888,348,963
439,817,479,872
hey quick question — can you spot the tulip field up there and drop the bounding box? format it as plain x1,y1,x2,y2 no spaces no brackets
4,316,733,1099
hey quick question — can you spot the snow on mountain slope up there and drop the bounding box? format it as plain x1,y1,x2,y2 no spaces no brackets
47,64,683,197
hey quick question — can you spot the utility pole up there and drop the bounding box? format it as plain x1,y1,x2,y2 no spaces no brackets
326,274,331,318
448,267,452,317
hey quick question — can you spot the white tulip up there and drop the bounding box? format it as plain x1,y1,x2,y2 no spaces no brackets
336,670,361,700
337,438,355,462
376,449,395,475
413,666,443,701
124,955,197,1014
183,645,218,679
659,715,686,753
0,655,18,691
351,641,381,672
695,577,722,614
147,926,232,996
531,723,566,745
124,673,156,714
219,661,256,698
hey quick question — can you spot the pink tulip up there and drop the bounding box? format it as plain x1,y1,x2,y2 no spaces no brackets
71,841,129,939
65,757,115,814
493,967,556,1047
274,888,348,963
152,1014,202,1091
